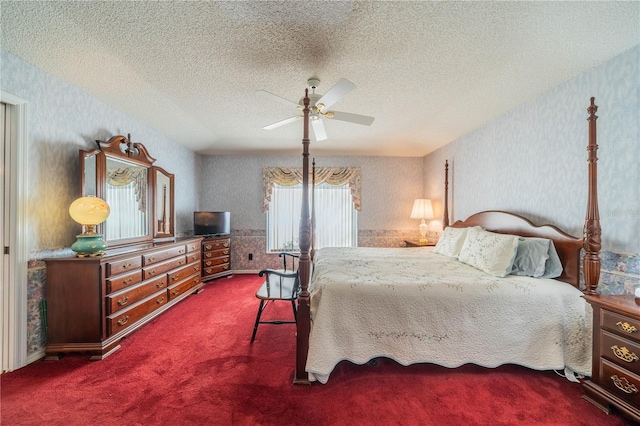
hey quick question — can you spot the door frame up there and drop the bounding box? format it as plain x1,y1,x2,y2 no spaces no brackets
1,91,28,372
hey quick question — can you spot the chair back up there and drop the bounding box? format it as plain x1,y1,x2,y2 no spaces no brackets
259,269,300,300
278,252,300,272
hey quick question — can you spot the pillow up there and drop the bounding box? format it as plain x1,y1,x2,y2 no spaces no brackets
434,226,479,258
458,228,520,277
540,241,563,279
511,237,550,277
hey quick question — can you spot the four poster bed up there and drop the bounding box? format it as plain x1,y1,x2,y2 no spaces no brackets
293,96,602,385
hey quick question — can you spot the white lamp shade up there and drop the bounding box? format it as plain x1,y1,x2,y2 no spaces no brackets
69,196,110,226
410,199,434,220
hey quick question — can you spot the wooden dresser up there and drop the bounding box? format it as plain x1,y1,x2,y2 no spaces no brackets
583,294,640,423
201,236,232,281
44,237,203,360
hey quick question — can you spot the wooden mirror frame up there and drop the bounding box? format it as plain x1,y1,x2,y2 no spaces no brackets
150,166,175,241
80,134,171,251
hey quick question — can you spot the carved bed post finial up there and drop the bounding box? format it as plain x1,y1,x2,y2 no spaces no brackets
583,97,601,295
443,160,450,228
295,88,311,385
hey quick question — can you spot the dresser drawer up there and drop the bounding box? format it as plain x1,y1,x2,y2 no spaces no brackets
603,309,640,343
601,330,640,375
168,275,202,300
107,291,168,336
106,275,168,315
203,247,230,259
143,246,187,265
203,256,230,268
143,256,187,280
601,358,640,406
203,239,230,252
186,241,200,253
204,263,230,277
168,263,201,286
106,256,142,277
107,270,143,293
186,252,201,264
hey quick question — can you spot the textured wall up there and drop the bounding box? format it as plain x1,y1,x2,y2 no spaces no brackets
424,45,640,294
2,50,200,355
199,154,424,231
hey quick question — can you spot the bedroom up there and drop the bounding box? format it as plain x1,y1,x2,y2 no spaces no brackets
1,1,639,423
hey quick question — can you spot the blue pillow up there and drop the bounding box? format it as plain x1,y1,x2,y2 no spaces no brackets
540,241,563,279
511,237,550,277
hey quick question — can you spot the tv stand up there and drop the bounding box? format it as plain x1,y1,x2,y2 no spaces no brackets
201,236,231,281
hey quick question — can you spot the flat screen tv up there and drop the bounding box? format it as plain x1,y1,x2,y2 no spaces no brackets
194,211,230,236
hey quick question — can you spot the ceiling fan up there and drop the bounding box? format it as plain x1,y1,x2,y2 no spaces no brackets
257,78,375,141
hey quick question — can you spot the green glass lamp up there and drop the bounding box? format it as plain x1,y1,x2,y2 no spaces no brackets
69,196,111,257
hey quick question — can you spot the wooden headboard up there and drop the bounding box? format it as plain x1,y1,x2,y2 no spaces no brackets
451,211,583,288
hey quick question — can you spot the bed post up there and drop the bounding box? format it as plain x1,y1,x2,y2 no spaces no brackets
294,89,312,385
443,160,450,228
583,97,601,295
311,158,316,260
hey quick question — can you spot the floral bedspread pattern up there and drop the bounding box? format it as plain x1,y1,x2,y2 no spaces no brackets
306,247,592,384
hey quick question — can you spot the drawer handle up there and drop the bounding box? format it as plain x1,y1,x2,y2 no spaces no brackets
616,321,638,334
205,261,213,266
195,277,200,283
223,249,229,255
156,281,165,289
205,244,212,250
149,269,156,276
611,374,638,394
122,262,132,269
123,277,132,285
611,345,640,363
223,243,229,247
117,296,129,306
179,249,185,254
156,296,165,304
117,315,130,326
171,274,180,281
194,265,200,271
205,253,212,258
149,256,156,262
180,259,186,265
223,265,229,270
172,289,180,296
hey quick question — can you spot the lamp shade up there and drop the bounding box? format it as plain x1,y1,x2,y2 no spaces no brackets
410,199,434,220
69,196,110,226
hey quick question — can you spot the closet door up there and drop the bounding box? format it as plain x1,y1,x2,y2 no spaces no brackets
1,102,8,372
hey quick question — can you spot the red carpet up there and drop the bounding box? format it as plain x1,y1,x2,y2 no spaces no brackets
1,274,634,425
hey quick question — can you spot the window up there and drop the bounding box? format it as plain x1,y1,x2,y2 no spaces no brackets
267,182,357,252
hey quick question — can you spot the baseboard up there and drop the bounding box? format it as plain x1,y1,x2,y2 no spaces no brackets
232,270,260,275
27,349,45,365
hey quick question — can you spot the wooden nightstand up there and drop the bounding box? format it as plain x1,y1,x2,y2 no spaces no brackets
404,240,436,247
583,294,640,423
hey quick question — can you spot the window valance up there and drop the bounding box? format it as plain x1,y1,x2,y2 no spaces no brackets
263,167,361,212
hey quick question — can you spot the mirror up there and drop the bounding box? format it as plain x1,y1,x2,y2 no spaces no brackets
80,134,171,250
151,166,175,240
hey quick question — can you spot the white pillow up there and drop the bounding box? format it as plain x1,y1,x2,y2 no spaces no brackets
458,228,520,277
434,226,481,258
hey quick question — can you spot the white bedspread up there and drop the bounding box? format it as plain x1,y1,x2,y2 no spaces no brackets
306,247,592,383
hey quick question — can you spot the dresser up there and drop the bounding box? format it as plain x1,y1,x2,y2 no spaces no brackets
201,236,232,281
44,237,203,360
583,294,640,423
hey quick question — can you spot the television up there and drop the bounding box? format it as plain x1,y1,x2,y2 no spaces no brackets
194,211,230,236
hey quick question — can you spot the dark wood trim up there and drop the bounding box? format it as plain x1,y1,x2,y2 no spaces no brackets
443,160,449,228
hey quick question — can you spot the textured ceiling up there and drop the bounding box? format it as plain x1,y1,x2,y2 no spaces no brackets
1,1,639,157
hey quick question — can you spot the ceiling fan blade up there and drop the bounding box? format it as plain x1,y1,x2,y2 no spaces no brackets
256,90,299,109
316,78,356,111
326,110,375,126
263,116,302,130
311,118,328,141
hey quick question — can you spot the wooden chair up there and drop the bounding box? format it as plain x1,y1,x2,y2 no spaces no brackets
278,252,299,272
250,268,300,342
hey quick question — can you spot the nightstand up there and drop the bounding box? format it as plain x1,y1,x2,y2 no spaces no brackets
404,240,436,247
583,294,640,423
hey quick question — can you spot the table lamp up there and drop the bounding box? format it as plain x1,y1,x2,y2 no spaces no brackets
69,196,111,257
410,199,434,245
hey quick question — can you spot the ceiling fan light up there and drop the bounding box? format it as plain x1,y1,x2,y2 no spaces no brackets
324,111,334,118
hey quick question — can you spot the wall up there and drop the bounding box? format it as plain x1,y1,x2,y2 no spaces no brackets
1,50,200,356
199,155,425,270
423,45,640,295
